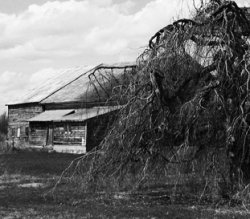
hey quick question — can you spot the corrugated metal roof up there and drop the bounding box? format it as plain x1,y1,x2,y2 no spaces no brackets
41,66,130,104
8,62,135,106
8,65,95,105
28,109,75,122
28,106,120,122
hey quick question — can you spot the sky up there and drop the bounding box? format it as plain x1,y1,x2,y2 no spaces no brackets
0,0,249,113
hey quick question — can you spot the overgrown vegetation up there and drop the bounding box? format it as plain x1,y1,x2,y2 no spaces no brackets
60,0,250,205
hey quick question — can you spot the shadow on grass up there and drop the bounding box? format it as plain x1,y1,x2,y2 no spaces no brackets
0,150,80,176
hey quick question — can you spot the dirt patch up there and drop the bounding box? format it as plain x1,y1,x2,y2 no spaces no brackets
18,182,45,188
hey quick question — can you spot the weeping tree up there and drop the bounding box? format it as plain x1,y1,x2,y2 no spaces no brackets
66,0,250,197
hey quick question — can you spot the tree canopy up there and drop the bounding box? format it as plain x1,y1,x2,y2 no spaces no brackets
67,0,250,198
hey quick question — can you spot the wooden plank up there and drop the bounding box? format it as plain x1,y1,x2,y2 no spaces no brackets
53,122,86,146
29,122,47,146
8,104,43,123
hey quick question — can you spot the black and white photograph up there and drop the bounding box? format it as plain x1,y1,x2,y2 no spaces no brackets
0,0,250,218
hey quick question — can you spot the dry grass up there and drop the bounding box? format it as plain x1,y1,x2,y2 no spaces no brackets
0,151,249,218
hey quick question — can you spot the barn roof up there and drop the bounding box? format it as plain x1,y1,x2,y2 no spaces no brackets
7,62,135,106
28,106,120,122
41,62,135,104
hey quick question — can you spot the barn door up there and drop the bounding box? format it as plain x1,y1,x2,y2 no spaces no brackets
46,125,53,146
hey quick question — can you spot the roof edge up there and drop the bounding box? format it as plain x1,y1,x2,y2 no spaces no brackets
39,64,103,103
39,62,136,104
6,102,40,107
6,62,136,106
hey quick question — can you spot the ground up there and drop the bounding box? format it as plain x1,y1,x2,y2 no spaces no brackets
0,150,250,218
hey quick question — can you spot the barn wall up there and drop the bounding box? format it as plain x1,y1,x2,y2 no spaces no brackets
53,122,87,146
7,103,44,148
52,122,87,153
7,101,117,153
29,121,87,153
29,122,48,146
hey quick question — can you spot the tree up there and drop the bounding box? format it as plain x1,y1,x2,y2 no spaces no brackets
67,1,250,197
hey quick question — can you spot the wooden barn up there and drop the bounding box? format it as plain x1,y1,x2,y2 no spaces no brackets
7,63,135,153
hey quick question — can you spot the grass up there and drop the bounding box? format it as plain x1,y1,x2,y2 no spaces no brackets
0,151,250,218
0,150,79,175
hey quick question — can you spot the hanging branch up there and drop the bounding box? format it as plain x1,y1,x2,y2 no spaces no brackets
70,0,250,195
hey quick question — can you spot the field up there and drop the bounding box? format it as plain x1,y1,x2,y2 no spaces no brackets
0,151,250,218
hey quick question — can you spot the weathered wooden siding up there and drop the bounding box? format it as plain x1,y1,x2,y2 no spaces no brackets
8,103,44,147
7,101,117,153
53,122,87,146
29,122,47,146
8,104,43,124
29,121,87,153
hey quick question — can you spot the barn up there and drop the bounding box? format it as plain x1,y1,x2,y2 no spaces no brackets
7,63,135,153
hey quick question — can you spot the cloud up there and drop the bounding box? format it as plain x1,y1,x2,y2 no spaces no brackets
235,0,250,7
0,67,62,112
113,1,136,15
0,71,28,112
0,0,249,61
0,0,194,63
0,0,249,113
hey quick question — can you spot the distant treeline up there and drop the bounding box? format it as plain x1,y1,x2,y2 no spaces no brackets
0,112,8,135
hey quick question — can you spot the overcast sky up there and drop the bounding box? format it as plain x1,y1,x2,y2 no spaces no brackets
0,0,249,113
